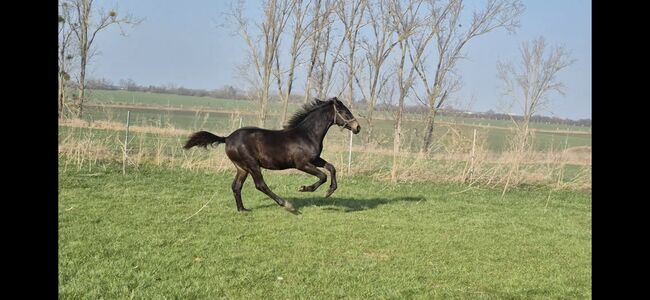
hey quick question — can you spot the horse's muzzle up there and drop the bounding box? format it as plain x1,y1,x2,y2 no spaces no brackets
350,121,360,134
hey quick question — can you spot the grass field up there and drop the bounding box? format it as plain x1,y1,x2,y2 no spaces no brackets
87,89,298,115
87,89,591,131
60,89,591,298
59,161,591,298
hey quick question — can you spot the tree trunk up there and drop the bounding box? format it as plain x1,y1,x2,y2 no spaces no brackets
281,54,297,124
304,0,322,104
260,87,269,127
281,94,290,125
391,101,404,183
77,1,89,119
317,23,332,100
364,104,374,144
58,75,64,118
422,107,437,152
78,73,85,118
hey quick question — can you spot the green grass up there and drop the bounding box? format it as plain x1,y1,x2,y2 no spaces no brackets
88,89,244,108
87,89,299,114
59,162,591,298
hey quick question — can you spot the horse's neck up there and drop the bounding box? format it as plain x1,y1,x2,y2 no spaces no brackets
298,106,333,145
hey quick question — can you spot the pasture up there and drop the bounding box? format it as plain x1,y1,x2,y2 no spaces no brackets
83,89,591,153
59,89,591,298
59,162,591,298
87,89,591,131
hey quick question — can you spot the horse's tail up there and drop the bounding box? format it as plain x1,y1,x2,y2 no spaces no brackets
183,131,226,150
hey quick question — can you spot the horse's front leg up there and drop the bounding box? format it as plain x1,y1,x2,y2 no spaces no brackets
296,162,327,192
312,157,337,198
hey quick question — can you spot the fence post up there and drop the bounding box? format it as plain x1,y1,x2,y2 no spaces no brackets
347,131,353,175
466,128,477,182
123,111,130,175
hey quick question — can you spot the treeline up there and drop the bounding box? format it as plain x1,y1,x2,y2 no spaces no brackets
83,78,251,101
437,109,592,127
83,78,310,103
373,102,590,126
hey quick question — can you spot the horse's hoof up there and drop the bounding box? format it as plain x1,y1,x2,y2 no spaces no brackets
298,186,311,192
325,187,336,198
237,208,251,212
284,201,296,212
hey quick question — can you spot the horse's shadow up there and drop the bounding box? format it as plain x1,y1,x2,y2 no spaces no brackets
286,195,427,212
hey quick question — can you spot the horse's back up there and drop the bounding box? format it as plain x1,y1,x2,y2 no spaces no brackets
227,126,288,142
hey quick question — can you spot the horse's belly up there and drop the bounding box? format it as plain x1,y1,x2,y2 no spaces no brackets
255,148,296,170
250,134,319,170
258,157,294,170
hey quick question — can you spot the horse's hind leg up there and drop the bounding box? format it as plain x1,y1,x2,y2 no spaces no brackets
312,157,337,198
296,163,327,192
249,167,296,212
232,166,250,212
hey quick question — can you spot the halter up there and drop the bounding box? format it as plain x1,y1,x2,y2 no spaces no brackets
332,102,357,130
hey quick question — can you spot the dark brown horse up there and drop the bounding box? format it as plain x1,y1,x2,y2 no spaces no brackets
183,97,360,212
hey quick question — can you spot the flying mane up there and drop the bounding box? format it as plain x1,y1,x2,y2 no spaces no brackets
284,98,332,129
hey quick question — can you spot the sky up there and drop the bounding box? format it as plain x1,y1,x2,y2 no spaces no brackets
88,0,591,120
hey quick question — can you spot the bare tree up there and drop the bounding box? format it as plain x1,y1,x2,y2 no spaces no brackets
335,0,366,107
233,0,295,127
335,0,366,173
498,36,574,195
413,0,524,152
66,0,141,118
315,1,349,100
302,0,348,103
303,0,327,103
296,0,353,103
388,0,435,183
274,0,313,125
58,2,76,119
355,0,399,143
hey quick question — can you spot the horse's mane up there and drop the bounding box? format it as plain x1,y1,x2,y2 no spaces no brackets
284,98,332,129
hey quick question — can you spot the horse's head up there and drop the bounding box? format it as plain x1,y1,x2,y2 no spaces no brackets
329,97,360,134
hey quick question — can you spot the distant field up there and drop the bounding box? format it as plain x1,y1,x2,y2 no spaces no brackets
443,117,590,133
82,89,591,152
88,89,591,132
87,89,298,115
